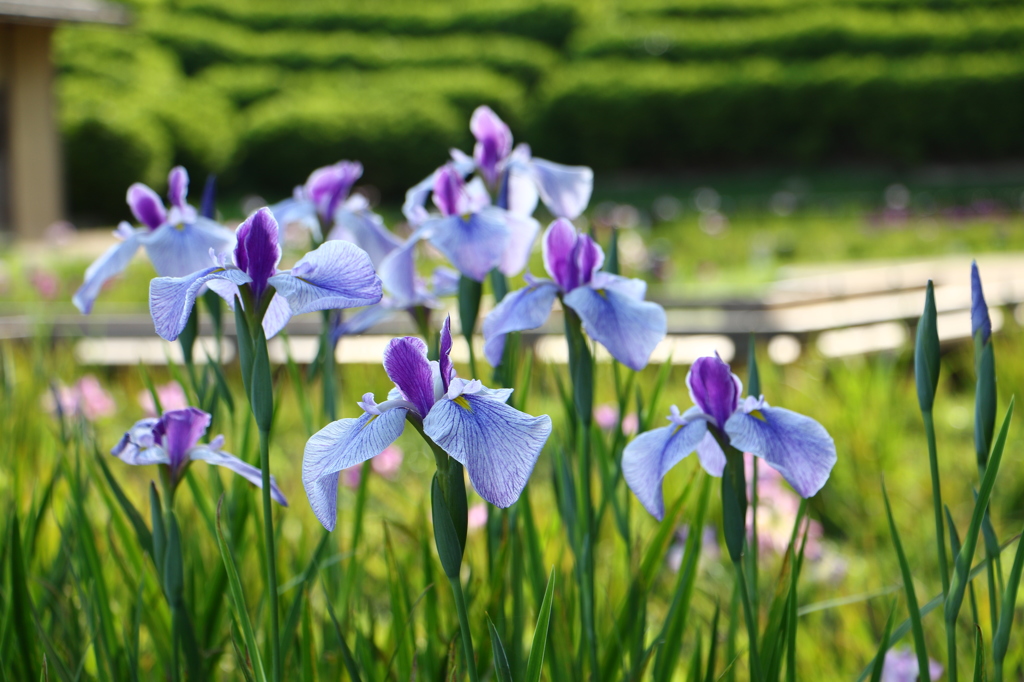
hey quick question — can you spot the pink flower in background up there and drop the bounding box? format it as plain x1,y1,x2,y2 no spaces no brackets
30,268,60,300
45,375,116,421
342,465,362,490
621,412,639,436
746,453,823,559
594,404,618,430
138,382,189,417
882,647,943,682
467,503,488,531
371,444,403,478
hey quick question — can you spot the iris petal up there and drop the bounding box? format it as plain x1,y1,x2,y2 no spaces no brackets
190,446,288,506
160,407,211,470
127,183,167,230
150,266,252,341
382,336,436,418
423,392,551,508
686,356,742,431
268,239,382,316
498,212,541,277
563,278,667,371
529,157,593,220
424,209,510,282
622,419,708,520
328,197,402,268
482,279,560,366
724,406,837,498
303,409,408,530
73,226,144,314
140,217,236,278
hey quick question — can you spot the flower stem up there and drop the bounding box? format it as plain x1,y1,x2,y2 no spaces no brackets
922,410,950,595
733,559,762,681
258,426,282,682
448,574,480,682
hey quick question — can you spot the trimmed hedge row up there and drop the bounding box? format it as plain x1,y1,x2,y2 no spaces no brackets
173,0,579,47
529,54,1024,168
620,0,1024,19
144,11,556,86
573,9,1024,61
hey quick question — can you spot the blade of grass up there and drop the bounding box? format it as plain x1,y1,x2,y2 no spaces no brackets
322,577,363,682
868,600,899,682
882,481,930,682
488,616,513,682
974,627,986,682
992,529,1024,681
525,567,556,682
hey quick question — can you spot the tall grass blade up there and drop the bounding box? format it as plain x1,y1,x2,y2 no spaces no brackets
9,517,38,682
488,616,513,682
973,627,986,682
882,481,930,682
868,600,898,682
992,529,1024,680
322,577,363,682
525,567,556,682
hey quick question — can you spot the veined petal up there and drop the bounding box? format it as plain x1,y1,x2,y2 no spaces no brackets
470,105,513,186
127,183,166,230
262,292,292,339
189,446,288,506
433,163,469,217
622,419,708,520
724,406,837,498
140,217,236,278
332,303,395,341
382,336,435,417
423,392,551,508
73,226,144,313
269,197,320,241
482,279,559,366
303,409,407,530
687,355,742,431
168,166,189,210
439,315,455,393
377,237,419,306
161,407,211,471
268,239,382,316
329,199,402,268
505,144,540,217
529,157,593,220
696,432,726,476
306,160,362,219
542,217,579,290
423,209,509,282
498,212,541,277
403,171,437,225
150,266,252,341
112,417,170,466
563,281,667,371
235,208,281,303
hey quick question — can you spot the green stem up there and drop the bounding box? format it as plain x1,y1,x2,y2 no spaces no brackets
449,575,480,682
946,621,958,682
733,560,762,682
259,427,282,682
922,411,950,595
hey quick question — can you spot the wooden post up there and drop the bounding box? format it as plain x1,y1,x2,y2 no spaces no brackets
8,23,62,239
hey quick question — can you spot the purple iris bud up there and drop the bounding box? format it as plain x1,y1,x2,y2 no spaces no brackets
127,183,167,231
149,207,382,341
471,105,513,187
112,406,287,504
234,208,281,304
622,354,837,520
432,163,469,217
307,161,363,221
74,167,236,315
971,260,991,344
303,315,552,530
482,218,666,371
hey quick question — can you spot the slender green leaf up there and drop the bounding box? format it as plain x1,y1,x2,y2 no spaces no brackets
322,578,363,682
488,616,513,682
94,455,153,560
9,517,38,682
993,530,1024,674
525,567,556,682
868,601,898,682
973,626,986,682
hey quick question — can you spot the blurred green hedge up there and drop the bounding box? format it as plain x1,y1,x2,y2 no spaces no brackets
54,0,1024,221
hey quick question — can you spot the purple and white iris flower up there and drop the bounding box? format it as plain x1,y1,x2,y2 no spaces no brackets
404,105,593,223
73,166,236,314
482,218,667,371
149,207,382,341
623,354,836,521
408,163,540,282
881,647,943,682
331,235,459,340
113,407,287,505
270,160,401,267
303,316,552,531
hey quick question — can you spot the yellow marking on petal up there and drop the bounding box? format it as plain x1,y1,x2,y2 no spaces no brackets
597,289,608,299
750,409,767,422
360,415,378,429
453,396,472,411
175,223,186,231
671,424,682,435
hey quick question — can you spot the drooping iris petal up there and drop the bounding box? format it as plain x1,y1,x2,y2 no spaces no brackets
236,208,282,303
424,209,510,282
575,234,604,287
168,166,189,210
140,217,237,278
542,217,580,291
470,105,513,186
73,226,143,314
696,432,726,477
505,145,540,217
971,260,991,344
529,157,594,220
332,304,395,339
150,266,252,341
439,315,454,393
328,197,402,267
127,183,167,230
423,391,551,508
161,407,211,470
261,292,292,339
482,279,560,366
687,355,742,430
622,418,709,520
498,212,541,277
190,446,288,506
724,406,837,498
267,239,381,316
269,196,321,241
382,336,436,417
112,417,169,465
403,172,438,225
563,277,667,371
377,237,419,307
303,409,408,530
